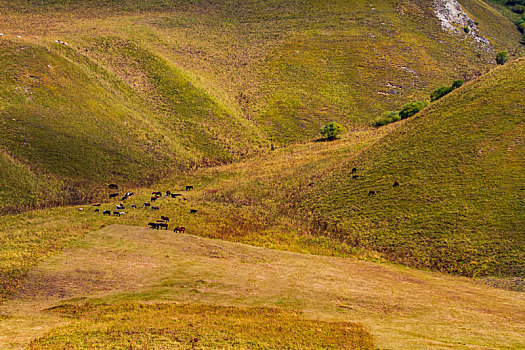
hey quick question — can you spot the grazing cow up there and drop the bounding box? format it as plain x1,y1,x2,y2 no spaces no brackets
125,192,134,196
171,193,181,198
352,175,359,179
143,202,151,208
368,190,376,196
152,206,160,210
158,223,168,230
103,210,111,215
116,205,125,210
174,227,186,233
161,216,169,222
152,191,162,197
121,196,128,201
185,185,194,191
352,167,357,173
393,181,400,187
109,193,119,198
166,190,171,196
78,208,84,211
94,209,100,213
91,203,101,207
108,184,118,189
113,211,121,216
120,212,125,215
148,222,159,230
131,204,137,209
150,197,157,202
190,209,198,214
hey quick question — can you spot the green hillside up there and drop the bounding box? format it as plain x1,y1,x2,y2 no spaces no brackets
304,58,525,277
0,0,520,212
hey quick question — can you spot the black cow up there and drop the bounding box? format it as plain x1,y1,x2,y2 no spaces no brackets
351,167,357,173
148,222,160,230
109,193,119,198
171,193,181,198
185,185,193,191
152,191,162,197
113,211,121,216
121,196,128,201
352,175,359,179
368,190,376,196
116,204,125,210
103,210,111,215
393,181,400,187
150,197,157,202
152,206,160,210
91,203,101,207
161,216,169,222
174,227,186,233
190,209,198,214
94,208,100,213
131,204,137,209
158,223,168,230
143,202,151,208
166,190,171,196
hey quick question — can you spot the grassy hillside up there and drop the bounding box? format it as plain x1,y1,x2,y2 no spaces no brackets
2,225,524,349
0,38,264,212
0,0,520,211
304,58,525,277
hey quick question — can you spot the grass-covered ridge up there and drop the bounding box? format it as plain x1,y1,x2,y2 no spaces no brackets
305,58,525,277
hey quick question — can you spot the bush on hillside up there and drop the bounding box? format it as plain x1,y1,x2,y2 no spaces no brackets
513,4,525,13
496,51,509,65
430,79,464,102
452,80,464,89
430,86,454,102
373,111,401,127
320,122,346,140
518,22,525,33
399,101,428,119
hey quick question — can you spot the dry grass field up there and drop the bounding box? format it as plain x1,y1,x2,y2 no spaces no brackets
1,225,524,349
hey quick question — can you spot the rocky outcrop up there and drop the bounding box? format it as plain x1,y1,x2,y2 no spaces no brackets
434,0,490,46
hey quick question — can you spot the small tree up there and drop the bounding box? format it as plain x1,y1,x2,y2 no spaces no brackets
320,122,346,140
496,51,509,65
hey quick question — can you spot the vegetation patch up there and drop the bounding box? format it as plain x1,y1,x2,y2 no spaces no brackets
30,303,374,349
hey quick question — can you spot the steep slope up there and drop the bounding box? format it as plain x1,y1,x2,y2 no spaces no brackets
0,40,264,212
0,0,520,211
305,58,525,277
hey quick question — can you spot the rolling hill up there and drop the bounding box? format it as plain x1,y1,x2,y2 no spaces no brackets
304,57,525,277
0,0,521,212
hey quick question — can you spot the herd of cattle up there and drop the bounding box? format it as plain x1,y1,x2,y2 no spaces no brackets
83,183,197,233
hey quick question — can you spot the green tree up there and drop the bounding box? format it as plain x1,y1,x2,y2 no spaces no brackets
320,122,346,140
496,51,509,65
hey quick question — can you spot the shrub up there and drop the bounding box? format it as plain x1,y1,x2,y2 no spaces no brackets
399,101,428,119
496,51,509,65
373,111,401,127
518,22,525,34
430,86,454,102
320,122,346,140
452,80,464,89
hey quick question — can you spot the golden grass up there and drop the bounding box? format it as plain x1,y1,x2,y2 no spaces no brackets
1,224,524,349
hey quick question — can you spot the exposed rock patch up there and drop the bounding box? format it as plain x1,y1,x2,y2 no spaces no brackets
434,0,491,47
